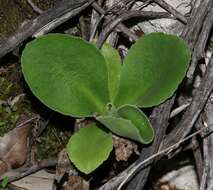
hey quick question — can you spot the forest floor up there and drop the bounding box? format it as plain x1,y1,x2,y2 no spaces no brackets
0,0,213,190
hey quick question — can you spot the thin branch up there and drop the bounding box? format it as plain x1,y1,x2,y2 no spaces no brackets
170,102,190,118
191,136,203,182
96,10,170,48
33,0,95,37
162,56,213,152
90,14,105,42
187,5,213,79
79,16,89,40
200,101,213,190
152,0,187,24
16,115,39,128
26,0,44,14
0,159,57,183
182,0,212,48
91,2,139,42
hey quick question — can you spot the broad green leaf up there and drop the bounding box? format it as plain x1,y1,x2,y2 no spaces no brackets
100,43,121,101
114,33,191,107
67,123,113,174
97,105,154,144
21,34,109,117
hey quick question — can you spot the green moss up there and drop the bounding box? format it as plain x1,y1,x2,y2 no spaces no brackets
0,64,32,135
0,0,26,37
34,124,71,159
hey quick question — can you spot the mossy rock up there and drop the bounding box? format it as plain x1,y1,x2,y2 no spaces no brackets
0,0,58,38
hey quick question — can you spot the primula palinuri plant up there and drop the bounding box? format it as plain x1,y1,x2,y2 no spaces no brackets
21,33,191,174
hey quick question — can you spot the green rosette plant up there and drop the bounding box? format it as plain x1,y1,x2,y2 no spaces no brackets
21,33,191,174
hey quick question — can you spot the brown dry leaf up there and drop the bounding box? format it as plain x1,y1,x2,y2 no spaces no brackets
0,115,33,176
55,149,75,183
112,135,139,162
64,175,89,190
55,149,89,190
0,160,8,175
159,183,177,190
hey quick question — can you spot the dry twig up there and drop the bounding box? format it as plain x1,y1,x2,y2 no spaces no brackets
91,2,139,42
96,10,170,48
26,0,44,14
152,0,187,23
162,56,213,152
0,159,57,183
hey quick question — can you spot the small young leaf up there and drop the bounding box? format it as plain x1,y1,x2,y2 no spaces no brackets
21,34,110,117
67,123,113,174
100,43,121,101
1,176,9,189
97,105,154,144
115,33,191,107
117,105,154,143
97,116,143,143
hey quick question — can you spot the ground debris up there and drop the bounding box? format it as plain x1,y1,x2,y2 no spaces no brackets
0,115,33,176
112,135,139,162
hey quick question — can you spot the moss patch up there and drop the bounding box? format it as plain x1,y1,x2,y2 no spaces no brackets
34,124,71,159
0,64,33,135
